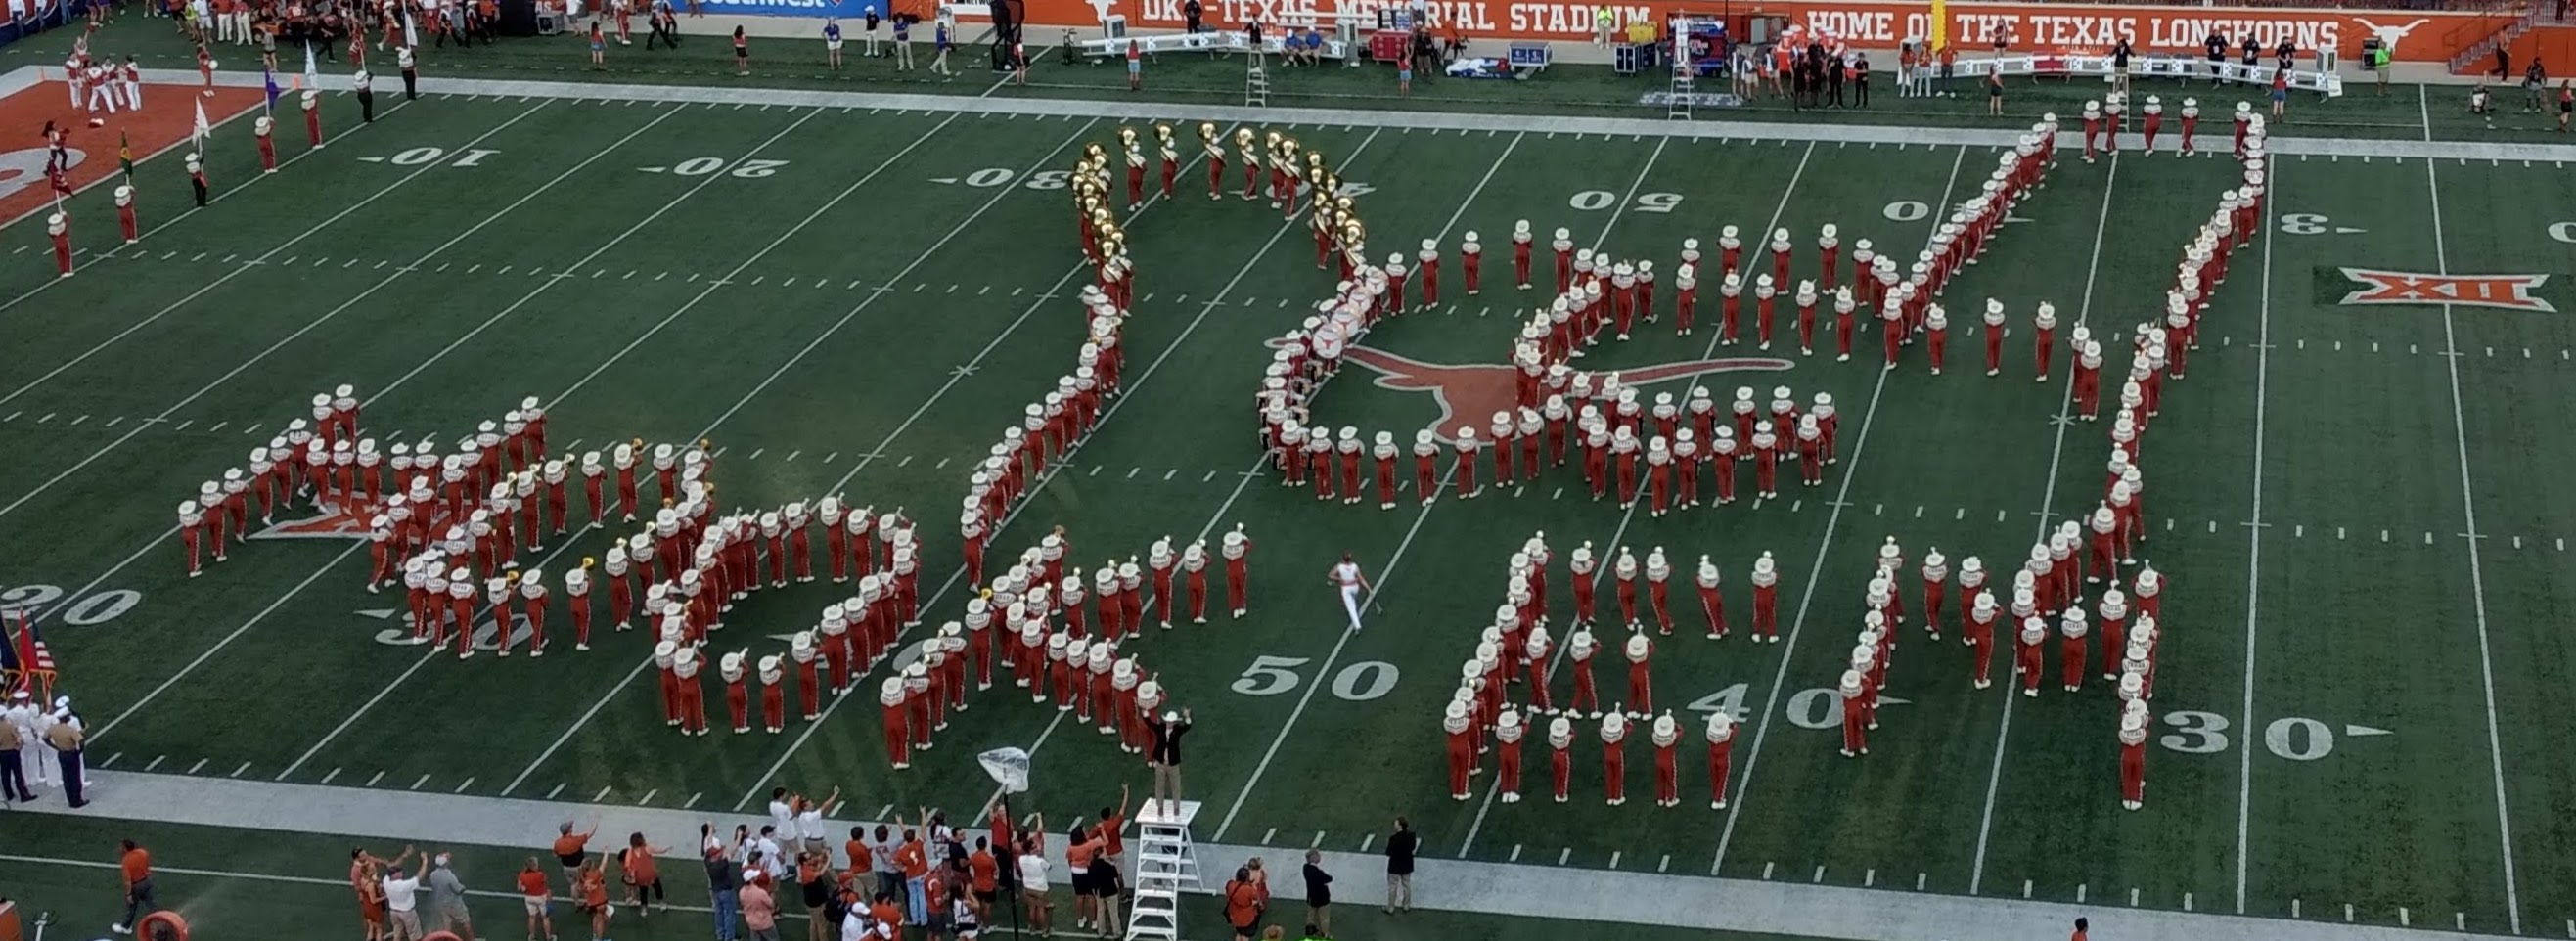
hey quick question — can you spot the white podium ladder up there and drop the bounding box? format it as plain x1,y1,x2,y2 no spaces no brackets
1667,59,1695,120
1245,61,1271,108
1124,799,1202,941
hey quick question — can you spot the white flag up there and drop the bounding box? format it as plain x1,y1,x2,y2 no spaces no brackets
193,99,211,146
302,43,319,90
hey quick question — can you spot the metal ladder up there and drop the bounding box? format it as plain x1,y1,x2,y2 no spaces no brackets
1245,60,1270,107
1123,800,1203,941
1668,61,1695,120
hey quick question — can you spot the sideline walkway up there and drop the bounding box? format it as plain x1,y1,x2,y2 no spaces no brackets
9,771,2512,941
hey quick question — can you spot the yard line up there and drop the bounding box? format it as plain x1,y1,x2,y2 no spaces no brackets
1713,145,1968,875
733,129,1386,811
2234,157,2280,915
0,102,546,408
0,104,668,525
503,118,1106,798
2420,137,2523,935
1967,150,2123,895
1458,135,1770,858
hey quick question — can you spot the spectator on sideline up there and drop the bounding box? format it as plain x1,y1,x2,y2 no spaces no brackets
381,851,426,941
427,853,474,941
111,838,158,935
871,824,904,903
576,857,614,940
2072,917,2090,940
1301,849,1333,935
519,859,557,941
1016,822,1053,938
743,872,781,941
1382,817,1416,914
554,816,600,894
622,832,669,915
1225,865,1265,940
705,825,742,941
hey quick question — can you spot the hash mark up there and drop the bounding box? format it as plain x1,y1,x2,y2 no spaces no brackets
548,783,567,799
747,448,765,461
1762,862,1775,880
230,761,250,778
2023,880,2033,899
638,788,659,805
366,771,385,786
898,455,915,468
207,421,226,432
1918,873,1928,891
595,786,613,802
1163,469,1177,481
934,457,950,470
687,792,705,808
1202,470,1216,482
1816,866,1829,884
453,777,476,793
411,773,431,789
825,452,839,463
321,767,341,784
786,451,800,462
1261,828,1277,844
1127,468,1141,479
1865,869,1876,887
1508,844,1520,861
1659,855,1671,874
1558,848,1571,865
1608,851,1620,869
146,755,166,771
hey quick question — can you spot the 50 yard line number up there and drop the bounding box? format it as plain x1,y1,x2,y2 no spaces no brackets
1232,654,1398,701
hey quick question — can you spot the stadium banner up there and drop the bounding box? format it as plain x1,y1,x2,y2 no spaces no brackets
695,0,882,18
1005,0,2492,63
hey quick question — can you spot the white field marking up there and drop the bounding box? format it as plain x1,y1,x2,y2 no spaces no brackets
0,104,676,530
143,108,946,759
187,759,208,774
90,542,368,741
229,761,250,778
2421,138,2524,936
1966,148,2122,896
144,755,164,771
1463,136,1803,859
513,119,1105,800
0,102,546,409
454,777,476,793
1711,145,1967,876
411,774,431,789
320,767,340,784
2236,157,2280,917
1212,132,1540,843
548,783,567,799
737,128,1394,814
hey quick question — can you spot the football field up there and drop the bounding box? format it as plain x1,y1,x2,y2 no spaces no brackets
7,51,2576,941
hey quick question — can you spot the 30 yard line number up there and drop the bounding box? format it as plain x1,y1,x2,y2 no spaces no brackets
1233,654,1399,701
2160,710,2344,760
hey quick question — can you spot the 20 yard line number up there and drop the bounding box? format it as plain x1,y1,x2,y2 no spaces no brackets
0,583,144,626
1232,654,1399,701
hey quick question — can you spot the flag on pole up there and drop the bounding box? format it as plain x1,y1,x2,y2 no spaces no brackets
1929,0,1948,52
193,98,213,147
118,129,134,182
263,66,283,112
403,11,419,49
303,43,320,90
0,615,22,692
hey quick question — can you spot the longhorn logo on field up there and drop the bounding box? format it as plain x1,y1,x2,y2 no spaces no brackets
2336,267,2554,313
1272,338,1794,442
252,497,461,540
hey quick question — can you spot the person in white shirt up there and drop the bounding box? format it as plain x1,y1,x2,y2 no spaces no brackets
1016,831,1054,937
766,786,797,840
1326,553,1372,632
381,855,426,941
796,787,840,855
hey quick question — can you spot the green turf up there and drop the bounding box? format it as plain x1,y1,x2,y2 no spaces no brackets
8,15,2576,939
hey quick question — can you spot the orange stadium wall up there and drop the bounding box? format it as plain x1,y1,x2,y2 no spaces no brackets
1012,0,2495,63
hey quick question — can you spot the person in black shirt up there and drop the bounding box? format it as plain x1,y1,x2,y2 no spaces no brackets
2110,34,2133,94
2240,34,2260,78
1183,0,1200,33
1147,708,1193,816
1850,52,1870,107
1826,52,1845,107
2205,31,2228,85
2275,38,2296,73
1302,849,1333,935
1381,818,1417,914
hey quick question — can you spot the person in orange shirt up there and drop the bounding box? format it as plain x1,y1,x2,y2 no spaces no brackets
553,816,601,897
844,825,874,881
897,821,932,924
870,892,904,934
1223,865,1264,941
1094,784,1131,873
1064,824,1105,932
351,849,389,941
967,838,1000,919
622,832,670,916
576,857,614,940
518,858,557,941
114,839,158,934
